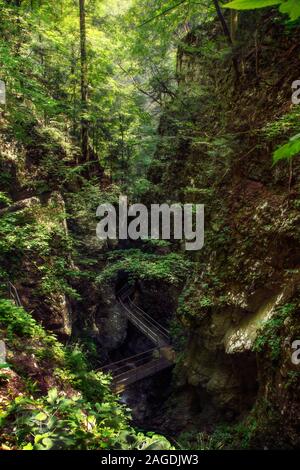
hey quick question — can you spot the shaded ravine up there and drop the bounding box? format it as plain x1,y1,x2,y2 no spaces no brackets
98,285,175,393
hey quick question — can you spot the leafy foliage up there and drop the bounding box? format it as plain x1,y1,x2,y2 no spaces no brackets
254,303,296,361
2,389,138,450
224,0,300,21
0,298,173,450
0,201,78,298
0,299,43,339
273,134,300,163
1,383,173,450
97,249,192,286
224,0,300,164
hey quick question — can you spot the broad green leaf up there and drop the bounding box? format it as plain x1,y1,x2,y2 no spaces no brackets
34,412,48,422
223,0,281,10
0,363,10,369
23,443,34,450
34,434,49,444
42,437,54,450
47,388,58,404
273,134,300,163
279,0,300,20
224,0,300,20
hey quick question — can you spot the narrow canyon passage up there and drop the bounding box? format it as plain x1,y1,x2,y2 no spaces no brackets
1,0,300,454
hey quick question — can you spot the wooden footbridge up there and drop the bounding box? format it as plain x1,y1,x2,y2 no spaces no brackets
7,281,175,394
99,285,175,393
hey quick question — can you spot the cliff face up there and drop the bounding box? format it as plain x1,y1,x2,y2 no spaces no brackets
0,116,126,348
147,12,300,447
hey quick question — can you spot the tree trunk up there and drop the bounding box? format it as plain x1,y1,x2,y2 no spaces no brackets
79,0,89,161
212,0,239,82
230,11,239,44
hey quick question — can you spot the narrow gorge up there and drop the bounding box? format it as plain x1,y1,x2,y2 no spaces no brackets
0,0,300,453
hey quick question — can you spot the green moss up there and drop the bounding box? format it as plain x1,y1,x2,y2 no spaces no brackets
254,302,296,362
179,419,258,450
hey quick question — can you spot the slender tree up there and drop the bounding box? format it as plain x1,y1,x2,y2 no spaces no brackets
79,0,89,161
212,0,239,81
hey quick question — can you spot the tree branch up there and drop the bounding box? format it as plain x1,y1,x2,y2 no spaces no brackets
139,0,188,27
117,63,162,105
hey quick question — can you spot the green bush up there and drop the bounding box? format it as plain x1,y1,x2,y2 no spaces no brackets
0,299,44,339
97,249,192,286
0,298,173,450
0,386,173,450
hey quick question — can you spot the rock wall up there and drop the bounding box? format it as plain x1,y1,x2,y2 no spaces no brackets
147,12,300,447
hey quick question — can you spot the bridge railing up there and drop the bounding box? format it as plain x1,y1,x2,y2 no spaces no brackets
119,297,162,346
117,284,134,301
127,298,170,342
118,284,170,345
97,284,175,391
99,347,158,375
112,356,171,390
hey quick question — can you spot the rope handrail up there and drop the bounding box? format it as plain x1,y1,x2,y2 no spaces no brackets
128,304,170,343
112,357,172,391
112,357,167,381
97,284,175,391
129,298,170,335
128,298,170,339
105,354,161,377
119,295,169,345
119,297,162,345
101,361,152,377
117,284,170,340
98,347,158,373
117,284,134,300
100,345,174,377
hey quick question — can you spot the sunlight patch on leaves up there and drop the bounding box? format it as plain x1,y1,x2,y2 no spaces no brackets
224,0,300,21
273,134,300,163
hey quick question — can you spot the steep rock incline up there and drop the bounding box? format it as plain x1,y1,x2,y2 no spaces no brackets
147,12,300,447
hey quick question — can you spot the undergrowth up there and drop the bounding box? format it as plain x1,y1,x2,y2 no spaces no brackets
0,299,173,450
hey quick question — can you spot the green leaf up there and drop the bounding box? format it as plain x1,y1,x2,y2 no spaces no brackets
34,412,48,422
47,388,58,405
223,0,281,10
279,0,300,20
41,437,54,450
223,0,300,20
23,443,34,450
0,363,10,369
273,134,300,163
